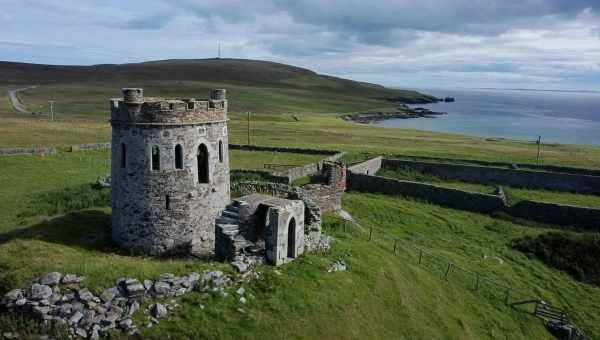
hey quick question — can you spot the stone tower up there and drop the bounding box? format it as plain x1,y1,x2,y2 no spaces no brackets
110,88,230,256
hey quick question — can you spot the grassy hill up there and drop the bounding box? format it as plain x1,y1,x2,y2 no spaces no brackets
2,58,600,339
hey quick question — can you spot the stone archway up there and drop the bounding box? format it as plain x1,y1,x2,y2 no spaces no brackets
287,217,296,259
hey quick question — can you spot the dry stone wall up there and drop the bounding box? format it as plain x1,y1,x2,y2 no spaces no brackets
347,172,506,214
0,146,56,156
382,159,600,195
510,200,600,231
348,156,382,175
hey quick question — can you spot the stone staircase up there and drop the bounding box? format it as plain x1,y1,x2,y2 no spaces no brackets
215,200,253,260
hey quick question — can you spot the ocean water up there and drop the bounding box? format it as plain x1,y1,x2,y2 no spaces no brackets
376,88,600,146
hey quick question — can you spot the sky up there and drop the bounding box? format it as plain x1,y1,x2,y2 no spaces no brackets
1,0,600,90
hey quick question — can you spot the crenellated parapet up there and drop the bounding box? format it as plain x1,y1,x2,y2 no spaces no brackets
111,88,228,125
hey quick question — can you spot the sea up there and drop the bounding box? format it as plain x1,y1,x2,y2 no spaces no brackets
377,88,600,146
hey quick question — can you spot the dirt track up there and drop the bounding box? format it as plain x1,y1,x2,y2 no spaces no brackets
7,86,37,113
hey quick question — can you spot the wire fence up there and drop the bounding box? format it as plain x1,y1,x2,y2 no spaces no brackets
328,219,542,307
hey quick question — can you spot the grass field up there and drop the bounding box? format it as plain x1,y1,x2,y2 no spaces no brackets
2,59,600,339
376,167,600,208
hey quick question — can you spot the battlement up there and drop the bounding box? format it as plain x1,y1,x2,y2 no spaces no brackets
111,88,228,125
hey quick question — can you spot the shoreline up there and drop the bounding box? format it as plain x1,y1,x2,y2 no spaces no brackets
341,105,447,124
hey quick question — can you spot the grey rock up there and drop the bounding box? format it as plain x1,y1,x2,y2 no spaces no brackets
232,260,249,273
119,318,133,330
99,287,119,303
1,289,23,305
150,303,168,319
239,297,247,304
74,328,87,338
69,311,84,325
15,298,27,307
30,284,53,300
48,294,62,305
32,305,51,316
153,281,171,296
39,272,62,286
143,279,154,291
127,300,140,316
2,332,19,339
90,325,100,340
77,288,95,302
236,287,246,296
328,259,347,272
61,273,83,284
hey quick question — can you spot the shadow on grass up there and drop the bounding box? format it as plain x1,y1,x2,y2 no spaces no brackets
0,209,123,254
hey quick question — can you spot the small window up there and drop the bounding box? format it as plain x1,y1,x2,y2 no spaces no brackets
187,102,194,110
197,144,209,183
165,195,170,210
120,143,126,168
169,103,175,110
152,146,160,170
175,144,183,169
218,140,224,163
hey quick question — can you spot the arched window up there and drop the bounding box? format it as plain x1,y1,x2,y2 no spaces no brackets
197,144,209,183
165,195,171,210
218,140,224,163
152,146,160,171
120,143,126,168
287,217,296,258
175,144,183,169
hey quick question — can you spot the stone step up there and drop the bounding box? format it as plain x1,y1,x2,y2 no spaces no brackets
226,204,241,212
222,210,239,219
217,224,239,235
216,216,238,225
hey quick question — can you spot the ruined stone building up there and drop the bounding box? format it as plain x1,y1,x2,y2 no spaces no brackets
110,88,230,257
109,88,329,267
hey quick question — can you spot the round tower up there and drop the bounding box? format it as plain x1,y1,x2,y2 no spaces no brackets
110,88,230,256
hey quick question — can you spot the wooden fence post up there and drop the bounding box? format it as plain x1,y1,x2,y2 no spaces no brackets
418,249,423,264
393,239,398,255
474,275,480,291
368,227,373,241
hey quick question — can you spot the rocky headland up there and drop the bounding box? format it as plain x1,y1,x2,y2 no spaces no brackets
342,105,447,124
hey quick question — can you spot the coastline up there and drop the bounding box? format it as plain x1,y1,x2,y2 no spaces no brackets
341,104,447,124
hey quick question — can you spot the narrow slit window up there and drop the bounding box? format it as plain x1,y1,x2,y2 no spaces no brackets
175,144,183,169
165,195,170,210
152,145,160,170
197,144,209,183
120,143,126,168
218,140,224,163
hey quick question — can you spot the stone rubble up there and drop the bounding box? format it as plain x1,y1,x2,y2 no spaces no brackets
328,259,347,272
0,270,239,338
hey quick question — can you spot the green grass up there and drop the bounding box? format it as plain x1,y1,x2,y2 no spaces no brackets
229,150,324,170
376,167,600,209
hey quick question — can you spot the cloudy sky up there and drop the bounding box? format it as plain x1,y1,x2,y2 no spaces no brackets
1,0,600,90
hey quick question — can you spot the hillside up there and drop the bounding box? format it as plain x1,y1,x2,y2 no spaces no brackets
0,58,436,103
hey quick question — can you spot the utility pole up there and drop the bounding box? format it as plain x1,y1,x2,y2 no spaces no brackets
218,42,221,59
48,100,55,121
247,111,251,145
536,135,542,165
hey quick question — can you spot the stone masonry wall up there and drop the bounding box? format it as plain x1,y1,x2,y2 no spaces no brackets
347,171,506,214
382,159,600,195
348,156,382,175
111,122,230,257
0,146,57,156
510,200,600,231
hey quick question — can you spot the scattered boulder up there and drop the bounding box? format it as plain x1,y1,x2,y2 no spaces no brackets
39,272,62,286
150,303,168,319
328,259,347,272
30,284,53,300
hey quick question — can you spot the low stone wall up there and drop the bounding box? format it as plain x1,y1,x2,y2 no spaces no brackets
393,154,600,177
231,169,289,184
229,144,340,155
348,156,382,175
347,172,506,214
382,159,600,195
69,143,111,152
510,200,600,231
0,146,57,156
